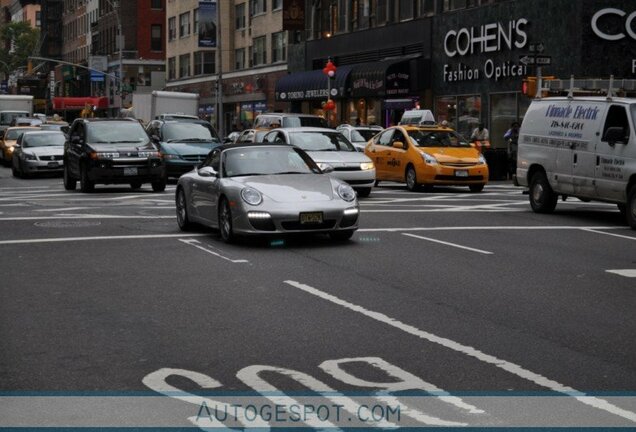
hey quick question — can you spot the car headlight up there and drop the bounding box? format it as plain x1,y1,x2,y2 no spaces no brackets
90,152,120,159
241,187,263,206
478,154,486,164
337,183,356,202
162,153,181,160
360,162,374,170
21,152,36,160
138,151,161,158
421,152,438,164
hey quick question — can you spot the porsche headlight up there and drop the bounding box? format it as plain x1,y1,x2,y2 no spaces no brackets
241,187,263,206
360,162,374,171
421,152,438,164
337,184,356,202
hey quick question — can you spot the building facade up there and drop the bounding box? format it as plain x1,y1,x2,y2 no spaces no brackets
282,0,636,148
165,0,288,136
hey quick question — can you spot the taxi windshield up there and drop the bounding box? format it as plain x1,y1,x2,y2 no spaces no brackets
407,130,471,148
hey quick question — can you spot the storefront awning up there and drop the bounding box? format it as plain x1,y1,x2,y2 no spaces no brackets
275,65,353,101
52,97,110,111
350,59,413,98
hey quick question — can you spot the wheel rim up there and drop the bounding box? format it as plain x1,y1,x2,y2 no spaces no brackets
406,168,416,189
532,183,544,204
176,191,187,226
220,201,231,238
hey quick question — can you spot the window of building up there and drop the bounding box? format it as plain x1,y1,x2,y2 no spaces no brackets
194,8,199,34
398,0,414,20
418,0,435,15
375,0,387,25
252,36,266,66
150,25,162,51
235,48,246,70
168,56,176,80
489,93,529,149
179,12,190,37
179,53,190,78
272,0,283,10
36,10,41,27
251,0,266,15
194,51,215,75
235,3,246,29
151,0,162,10
168,17,176,41
271,31,286,63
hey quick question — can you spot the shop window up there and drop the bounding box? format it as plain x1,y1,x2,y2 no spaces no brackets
271,31,286,63
235,3,246,30
490,93,516,149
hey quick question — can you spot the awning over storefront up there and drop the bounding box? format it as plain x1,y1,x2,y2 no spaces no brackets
350,59,413,98
52,97,110,111
275,65,353,101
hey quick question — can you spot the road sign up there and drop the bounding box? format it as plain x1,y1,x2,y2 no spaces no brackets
528,42,545,53
519,55,535,65
535,56,552,65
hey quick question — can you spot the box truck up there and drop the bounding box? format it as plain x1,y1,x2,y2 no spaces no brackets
0,95,34,132
131,91,199,124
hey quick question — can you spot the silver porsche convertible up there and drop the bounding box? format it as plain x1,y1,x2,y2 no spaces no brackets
175,143,360,242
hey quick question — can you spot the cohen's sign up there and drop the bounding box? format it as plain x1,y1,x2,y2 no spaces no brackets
442,18,529,83
591,8,636,75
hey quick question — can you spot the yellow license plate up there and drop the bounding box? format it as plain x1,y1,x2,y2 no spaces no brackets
300,212,323,224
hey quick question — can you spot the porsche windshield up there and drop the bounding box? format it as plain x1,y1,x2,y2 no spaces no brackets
223,147,316,177
407,130,471,148
290,131,356,152
87,122,150,145
163,123,220,143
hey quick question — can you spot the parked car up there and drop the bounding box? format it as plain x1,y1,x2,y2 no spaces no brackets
0,126,39,165
175,143,359,242
63,118,166,193
146,119,221,179
366,124,488,192
12,130,66,177
254,113,329,129
234,128,270,144
336,124,383,151
262,127,375,197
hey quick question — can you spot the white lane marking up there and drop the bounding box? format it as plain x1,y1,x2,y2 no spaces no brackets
0,233,207,245
178,238,248,264
581,229,636,241
283,280,636,423
606,269,636,278
358,226,624,232
34,207,93,212
0,215,174,221
402,233,494,255
362,208,526,213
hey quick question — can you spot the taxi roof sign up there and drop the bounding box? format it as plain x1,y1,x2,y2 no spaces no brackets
399,109,436,126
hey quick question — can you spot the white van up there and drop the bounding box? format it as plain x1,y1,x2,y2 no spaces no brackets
516,96,636,228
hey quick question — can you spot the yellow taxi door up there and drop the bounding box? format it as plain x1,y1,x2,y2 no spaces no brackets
367,128,395,180
387,128,410,181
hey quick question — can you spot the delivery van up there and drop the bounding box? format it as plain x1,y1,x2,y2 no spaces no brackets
516,96,636,228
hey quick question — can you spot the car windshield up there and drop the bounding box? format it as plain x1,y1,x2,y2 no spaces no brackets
87,122,150,145
407,130,471,148
223,147,316,178
1,112,29,124
41,124,70,134
5,128,34,140
290,131,356,152
163,123,220,143
23,133,66,147
351,129,379,142
282,117,328,128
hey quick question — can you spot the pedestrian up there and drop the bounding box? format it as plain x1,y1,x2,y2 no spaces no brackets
470,122,489,141
504,121,520,179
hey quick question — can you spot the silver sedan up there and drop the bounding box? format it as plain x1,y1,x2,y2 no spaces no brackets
175,143,360,242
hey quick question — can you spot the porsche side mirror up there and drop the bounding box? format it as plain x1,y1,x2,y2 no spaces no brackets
320,163,335,174
198,166,218,177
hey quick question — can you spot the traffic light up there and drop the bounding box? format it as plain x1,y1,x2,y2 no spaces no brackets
522,77,537,97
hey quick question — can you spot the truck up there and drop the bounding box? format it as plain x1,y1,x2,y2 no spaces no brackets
131,91,199,125
0,95,34,132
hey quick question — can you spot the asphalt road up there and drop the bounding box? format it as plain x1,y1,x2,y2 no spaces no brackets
1,165,635,429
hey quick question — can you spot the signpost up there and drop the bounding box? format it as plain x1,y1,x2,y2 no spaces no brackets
521,42,553,97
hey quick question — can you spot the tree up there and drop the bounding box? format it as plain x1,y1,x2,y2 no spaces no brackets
0,22,40,76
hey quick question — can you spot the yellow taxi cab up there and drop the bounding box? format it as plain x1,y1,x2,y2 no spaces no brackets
1,126,40,165
365,122,489,192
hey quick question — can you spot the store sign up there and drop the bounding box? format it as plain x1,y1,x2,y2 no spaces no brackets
591,8,636,41
198,1,217,48
278,88,337,101
352,78,383,92
386,72,410,96
442,18,529,83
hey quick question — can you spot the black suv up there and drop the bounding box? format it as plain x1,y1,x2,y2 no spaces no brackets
63,118,166,193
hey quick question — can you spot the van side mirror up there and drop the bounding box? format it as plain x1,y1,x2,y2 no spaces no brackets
603,127,628,145
392,141,406,149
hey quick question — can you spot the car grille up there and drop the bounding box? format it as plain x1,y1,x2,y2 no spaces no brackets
334,165,361,171
435,175,484,181
38,155,63,161
440,162,478,167
281,220,336,230
181,155,206,162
